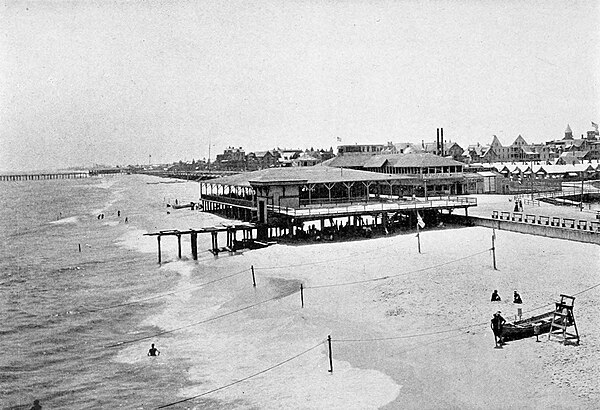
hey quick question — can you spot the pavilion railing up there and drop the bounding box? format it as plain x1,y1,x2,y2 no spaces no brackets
269,196,477,217
201,194,254,208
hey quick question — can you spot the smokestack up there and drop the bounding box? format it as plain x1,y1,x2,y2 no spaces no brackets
436,128,440,155
441,128,444,156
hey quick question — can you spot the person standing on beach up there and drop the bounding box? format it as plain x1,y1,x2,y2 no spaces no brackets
491,311,506,347
148,343,160,356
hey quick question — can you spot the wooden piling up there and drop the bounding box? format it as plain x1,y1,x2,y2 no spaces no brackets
191,232,198,260
327,335,333,373
157,235,162,264
300,283,304,308
177,234,182,259
252,265,256,287
491,229,497,270
210,231,218,254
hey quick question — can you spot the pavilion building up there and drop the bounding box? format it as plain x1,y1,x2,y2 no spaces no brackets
199,164,476,239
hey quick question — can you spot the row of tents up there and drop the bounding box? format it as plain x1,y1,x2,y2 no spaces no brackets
470,161,600,179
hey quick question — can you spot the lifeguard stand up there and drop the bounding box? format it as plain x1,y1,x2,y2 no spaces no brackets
548,294,580,345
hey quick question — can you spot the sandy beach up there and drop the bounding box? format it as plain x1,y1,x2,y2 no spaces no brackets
113,192,600,409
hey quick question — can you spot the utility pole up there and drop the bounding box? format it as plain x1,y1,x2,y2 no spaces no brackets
580,177,584,211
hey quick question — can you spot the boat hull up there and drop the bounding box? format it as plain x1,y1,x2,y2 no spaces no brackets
501,311,557,342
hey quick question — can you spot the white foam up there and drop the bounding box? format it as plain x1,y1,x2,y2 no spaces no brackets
160,260,194,277
115,228,156,254
50,216,79,225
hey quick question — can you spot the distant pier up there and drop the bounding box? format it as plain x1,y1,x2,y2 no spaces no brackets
0,171,90,181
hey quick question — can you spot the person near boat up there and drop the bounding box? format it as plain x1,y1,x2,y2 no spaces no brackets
491,311,506,347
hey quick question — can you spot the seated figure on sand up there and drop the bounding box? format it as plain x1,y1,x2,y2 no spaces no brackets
491,290,501,302
513,291,522,304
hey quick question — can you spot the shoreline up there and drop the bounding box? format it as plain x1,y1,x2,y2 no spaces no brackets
123,223,599,408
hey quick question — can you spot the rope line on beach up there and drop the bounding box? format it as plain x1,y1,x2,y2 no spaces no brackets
83,267,250,314
106,290,298,348
252,236,409,271
332,321,488,343
572,281,600,296
517,281,600,316
305,248,492,289
155,340,325,409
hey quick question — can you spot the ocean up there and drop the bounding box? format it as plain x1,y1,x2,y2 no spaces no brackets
1,174,212,409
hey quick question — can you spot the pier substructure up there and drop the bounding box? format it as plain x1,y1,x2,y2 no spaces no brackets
144,223,256,263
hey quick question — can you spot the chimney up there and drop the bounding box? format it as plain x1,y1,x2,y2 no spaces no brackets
436,128,440,155
440,128,444,156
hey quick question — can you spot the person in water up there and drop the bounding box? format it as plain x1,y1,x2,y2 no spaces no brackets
491,290,501,302
148,343,160,356
513,290,523,304
30,399,42,410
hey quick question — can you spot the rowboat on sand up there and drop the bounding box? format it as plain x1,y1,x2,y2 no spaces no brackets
502,310,572,342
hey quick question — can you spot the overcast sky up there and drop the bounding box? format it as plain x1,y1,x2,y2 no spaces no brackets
1,0,599,171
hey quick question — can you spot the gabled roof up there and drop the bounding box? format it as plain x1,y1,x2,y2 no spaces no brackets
363,156,390,168
490,135,503,147
321,155,371,168
513,135,528,145
252,151,275,158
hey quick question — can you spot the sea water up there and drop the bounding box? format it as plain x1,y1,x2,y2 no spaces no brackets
0,174,210,409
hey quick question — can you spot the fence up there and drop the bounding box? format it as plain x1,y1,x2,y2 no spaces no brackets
491,210,600,233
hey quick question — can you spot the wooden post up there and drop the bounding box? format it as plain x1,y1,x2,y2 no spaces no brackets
300,283,304,308
416,222,421,254
252,265,256,287
327,335,333,373
191,232,198,260
211,231,218,254
78,243,81,253
491,229,497,270
177,234,182,259
157,235,162,264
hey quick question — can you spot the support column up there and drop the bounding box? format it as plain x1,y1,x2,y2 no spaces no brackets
211,231,218,254
191,232,198,260
177,234,182,259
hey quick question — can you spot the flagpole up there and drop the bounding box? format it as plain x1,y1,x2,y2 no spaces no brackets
416,213,421,254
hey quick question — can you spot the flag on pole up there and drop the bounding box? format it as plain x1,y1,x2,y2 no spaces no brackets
592,121,599,132
336,137,342,142
417,212,425,228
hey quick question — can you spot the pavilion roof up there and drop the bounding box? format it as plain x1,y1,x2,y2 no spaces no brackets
324,153,462,169
204,165,410,187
